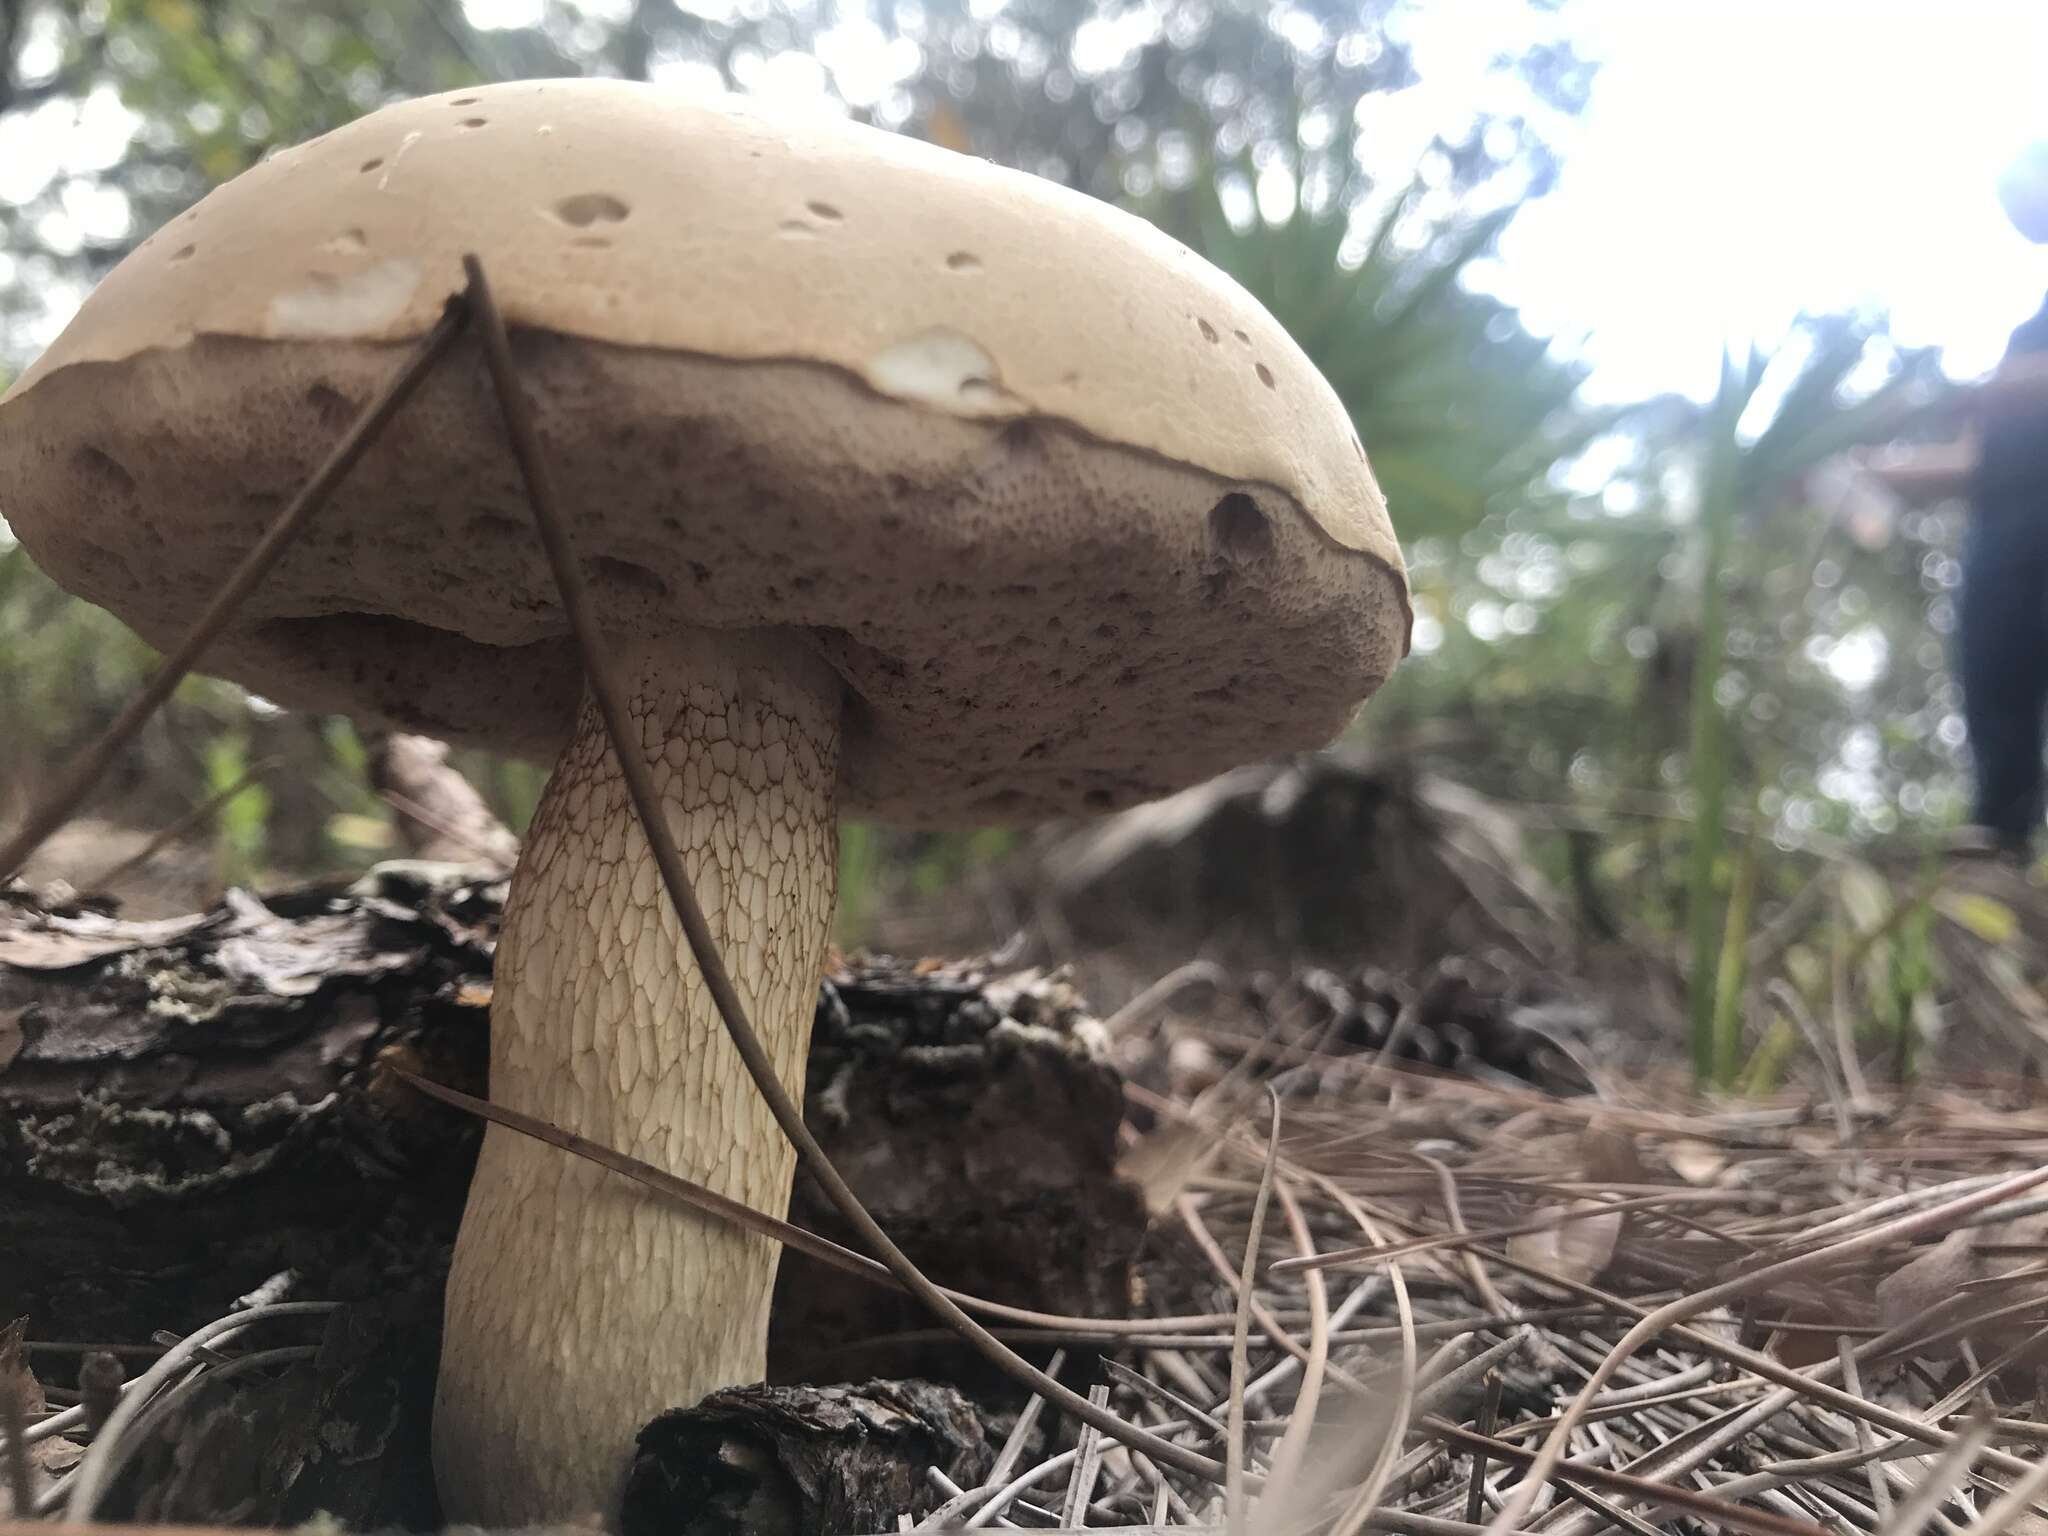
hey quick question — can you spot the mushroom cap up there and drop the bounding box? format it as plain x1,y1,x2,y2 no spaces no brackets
0,79,1409,824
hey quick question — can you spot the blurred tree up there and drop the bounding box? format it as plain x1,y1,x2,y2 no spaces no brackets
0,0,1588,895
1379,313,1962,841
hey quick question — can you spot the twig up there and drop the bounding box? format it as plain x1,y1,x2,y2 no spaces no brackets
1767,978,1855,1144
1226,1089,1283,1536
1261,1177,1330,1496
1063,1384,1114,1527
990,1351,1065,1488
1871,1406,1995,1536
1104,961,1230,1038
1479,1160,2048,1536
1426,1417,1831,1536
1320,1180,1420,1536
1463,1374,1505,1526
63,1302,336,1519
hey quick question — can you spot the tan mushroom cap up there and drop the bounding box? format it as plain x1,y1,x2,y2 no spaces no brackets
0,78,1410,823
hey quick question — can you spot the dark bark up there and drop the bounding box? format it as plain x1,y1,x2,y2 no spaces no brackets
1,865,499,1349
110,1296,447,1530
621,1379,992,1536
362,733,519,873
770,962,1148,1387
0,864,1142,1527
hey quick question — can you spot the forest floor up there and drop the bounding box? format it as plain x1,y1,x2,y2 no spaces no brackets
11,760,2048,1533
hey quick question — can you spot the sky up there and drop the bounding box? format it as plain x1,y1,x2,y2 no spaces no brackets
10,0,2048,407
1405,0,2048,402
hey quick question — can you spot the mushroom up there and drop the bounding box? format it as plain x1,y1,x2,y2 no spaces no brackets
0,79,1410,1524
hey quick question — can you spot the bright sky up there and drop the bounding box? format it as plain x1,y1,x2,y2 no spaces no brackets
1417,0,2048,402
10,0,2048,408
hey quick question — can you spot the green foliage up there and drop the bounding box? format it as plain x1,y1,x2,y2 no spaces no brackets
1683,347,1755,1085
202,724,270,885
476,754,548,835
1140,174,1594,547
836,821,882,946
834,823,1017,949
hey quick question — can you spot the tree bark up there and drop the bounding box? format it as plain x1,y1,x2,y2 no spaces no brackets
621,1380,992,1536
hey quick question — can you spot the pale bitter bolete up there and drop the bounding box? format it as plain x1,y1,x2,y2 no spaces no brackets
0,79,1410,1523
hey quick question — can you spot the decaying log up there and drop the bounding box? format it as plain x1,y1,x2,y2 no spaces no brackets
1,864,1140,1527
620,1380,991,1536
1,864,500,1348
771,962,1147,1385
361,734,519,874
94,1296,446,1530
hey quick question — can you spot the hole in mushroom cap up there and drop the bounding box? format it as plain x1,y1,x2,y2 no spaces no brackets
570,235,612,249
946,251,981,272
450,96,480,106
999,420,1044,459
1197,318,1218,342
73,446,136,497
807,200,844,220
590,555,670,601
170,244,196,262
1233,329,1251,345
553,192,630,227
304,383,356,431
1208,492,1274,563
459,117,488,129
322,228,368,255
778,219,817,239
359,157,384,173
1255,363,1276,389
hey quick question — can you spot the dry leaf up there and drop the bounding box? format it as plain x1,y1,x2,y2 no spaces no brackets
1666,1138,1729,1185
1579,1123,1647,1187
0,1316,71,1518
1118,1119,1226,1217
1763,1300,1851,1367
1508,1200,1622,1284
1875,1219,2048,1367
1876,1230,1984,1345
0,1318,44,1420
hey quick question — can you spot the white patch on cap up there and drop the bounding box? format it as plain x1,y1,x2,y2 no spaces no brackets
865,327,1016,413
266,259,423,339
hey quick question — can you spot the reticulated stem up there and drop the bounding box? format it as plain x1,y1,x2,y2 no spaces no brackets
432,626,842,1525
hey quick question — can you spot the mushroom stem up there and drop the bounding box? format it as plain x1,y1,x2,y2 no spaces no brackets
432,626,842,1525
